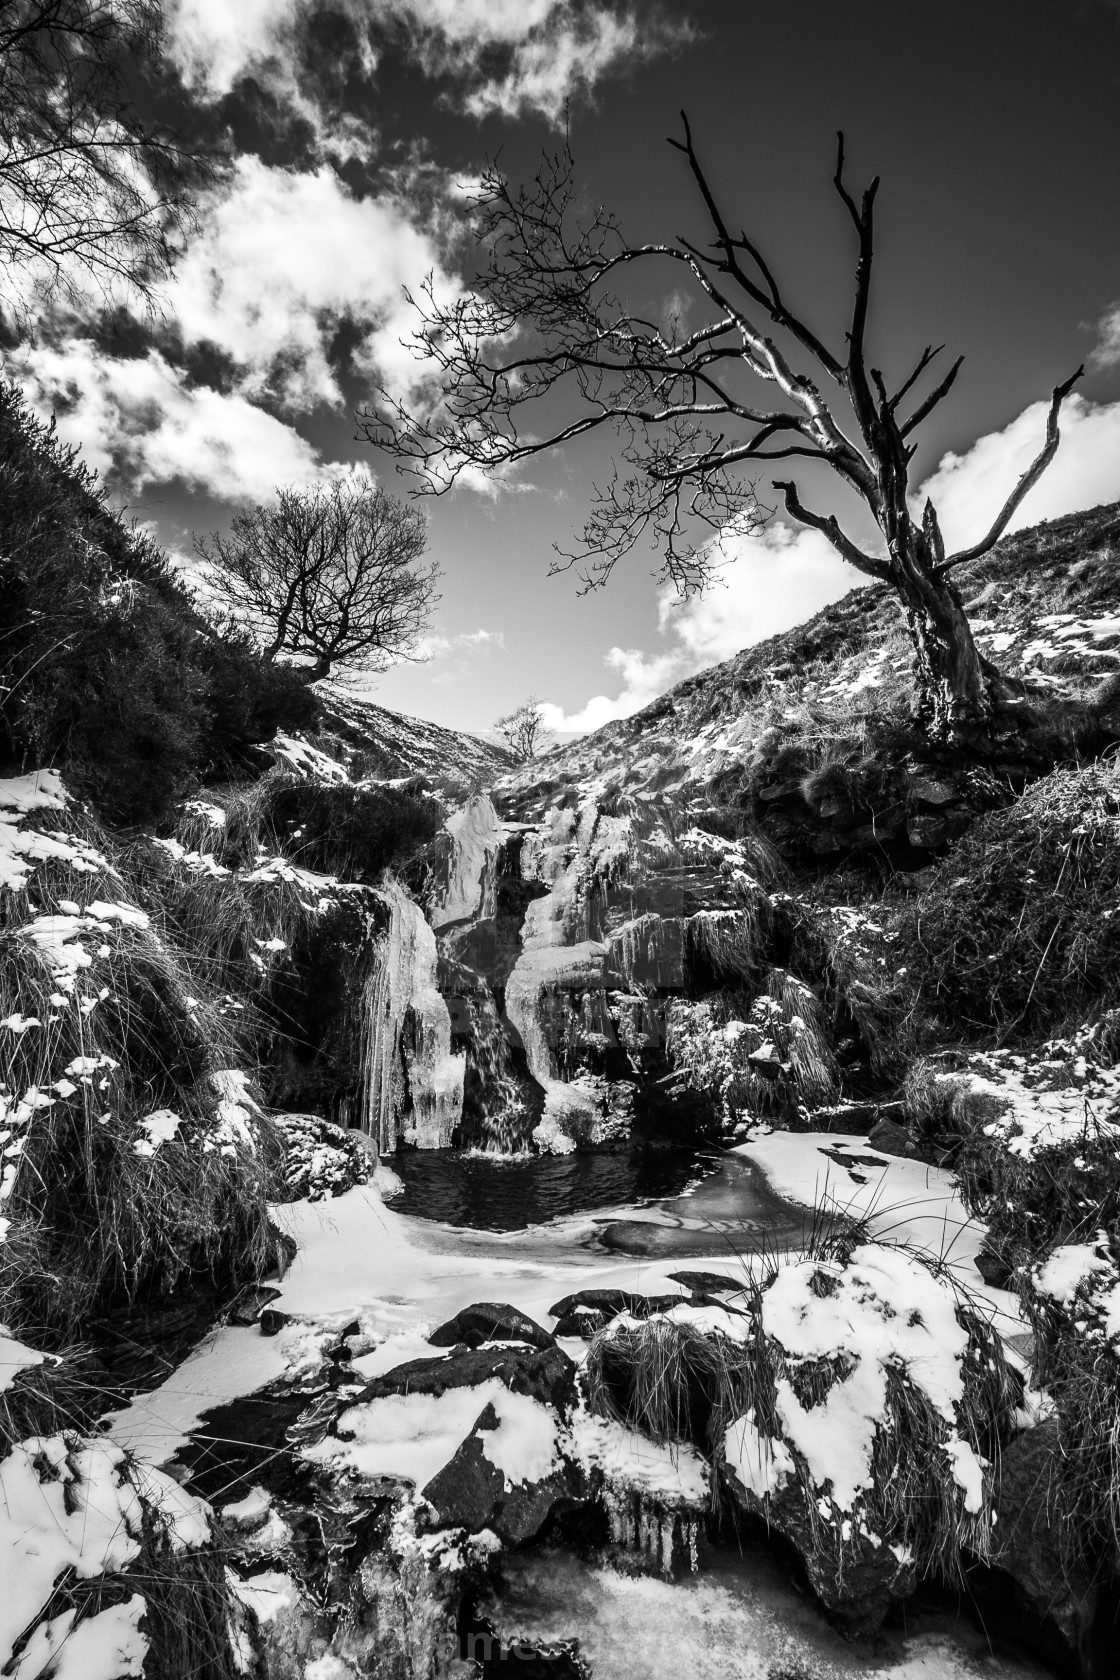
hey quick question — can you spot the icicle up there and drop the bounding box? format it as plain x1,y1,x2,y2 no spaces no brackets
660,1514,676,1577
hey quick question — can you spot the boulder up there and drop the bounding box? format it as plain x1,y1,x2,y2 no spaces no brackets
422,1401,584,1546
427,1302,554,1352
719,1455,915,1637
866,1117,915,1159
354,1341,578,1419
666,1271,741,1296
548,1288,679,1323
990,1419,1105,1674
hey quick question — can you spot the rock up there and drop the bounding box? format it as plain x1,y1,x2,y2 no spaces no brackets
991,1418,1104,1672
354,1341,578,1419
422,1401,583,1546
428,1302,555,1352
553,1307,612,1340
259,1308,292,1337
548,1288,679,1325
227,1285,283,1326
719,1456,915,1637
908,775,959,806
974,1248,1012,1289
666,1271,741,1296
866,1118,915,1158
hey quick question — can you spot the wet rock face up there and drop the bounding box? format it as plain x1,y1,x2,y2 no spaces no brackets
353,1342,580,1420
423,1408,585,1546
427,1303,556,1353
990,1419,1106,1675
718,1456,916,1638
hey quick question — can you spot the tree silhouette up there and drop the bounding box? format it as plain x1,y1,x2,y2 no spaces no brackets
195,479,439,685
363,118,1082,750
0,0,195,322
495,696,552,760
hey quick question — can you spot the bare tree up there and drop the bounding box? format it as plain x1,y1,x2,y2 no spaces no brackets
361,120,1083,749
195,479,440,685
495,696,552,760
0,0,195,321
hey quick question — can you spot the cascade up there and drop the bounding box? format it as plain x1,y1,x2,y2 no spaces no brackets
461,987,533,1154
359,880,465,1152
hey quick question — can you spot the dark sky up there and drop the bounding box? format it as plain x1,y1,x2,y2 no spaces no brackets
9,0,1120,732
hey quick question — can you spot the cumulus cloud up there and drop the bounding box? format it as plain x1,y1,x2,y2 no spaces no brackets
12,340,327,500
539,524,856,732
547,394,1120,735
167,156,457,411
164,0,688,126
918,394,1120,551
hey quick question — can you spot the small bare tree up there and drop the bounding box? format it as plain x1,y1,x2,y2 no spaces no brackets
0,0,196,322
195,478,439,685
362,119,1083,751
495,696,552,760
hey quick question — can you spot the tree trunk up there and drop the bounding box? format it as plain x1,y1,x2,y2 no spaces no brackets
890,528,1000,745
296,656,332,684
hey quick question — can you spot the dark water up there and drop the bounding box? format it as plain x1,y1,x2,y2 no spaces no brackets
391,1147,714,1230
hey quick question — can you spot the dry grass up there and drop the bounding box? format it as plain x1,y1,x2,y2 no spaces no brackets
1,799,283,1342
897,758,1120,1041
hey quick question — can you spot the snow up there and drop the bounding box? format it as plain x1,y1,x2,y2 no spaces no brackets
0,1328,45,1394
0,771,66,815
106,1181,741,1465
723,1410,795,1499
222,1484,273,1526
0,1437,210,1677
134,1109,182,1157
270,733,348,783
232,1571,297,1625
568,1411,708,1507
305,1377,560,1492
1033,1240,1113,1307
10,1596,147,1680
736,1130,1018,1327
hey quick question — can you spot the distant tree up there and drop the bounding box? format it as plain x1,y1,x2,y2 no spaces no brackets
362,118,1084,753
195,479,439,685
0,0,196,321
495,696,552,760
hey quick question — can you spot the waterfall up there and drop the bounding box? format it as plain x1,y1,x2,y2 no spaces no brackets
359,880,465,1152
461,987,534,1154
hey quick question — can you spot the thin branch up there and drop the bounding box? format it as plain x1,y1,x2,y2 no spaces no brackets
939,367,1084,573
899,354,965,438
772,479,890,581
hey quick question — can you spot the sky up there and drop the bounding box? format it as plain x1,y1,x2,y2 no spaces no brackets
6,0,1120,736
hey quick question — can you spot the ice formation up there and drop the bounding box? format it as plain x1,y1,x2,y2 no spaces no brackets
430,793,506,930
360,880,465,1150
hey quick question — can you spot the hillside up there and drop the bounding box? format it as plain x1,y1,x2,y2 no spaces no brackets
502,501,1120,864
318,692,515,784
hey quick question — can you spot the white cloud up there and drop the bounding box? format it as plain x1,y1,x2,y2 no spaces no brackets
1087,300,1120,372
164,0,688,126
415,626,507,684
461,9,682,124
11,340,327,500
539,524,856,732
165,0,306,98
919,393,1120,552
167,156,457,411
